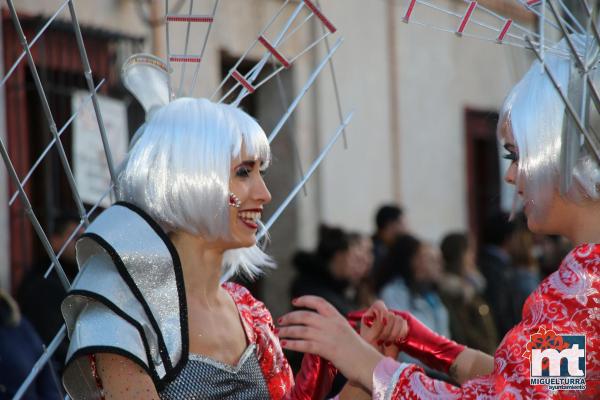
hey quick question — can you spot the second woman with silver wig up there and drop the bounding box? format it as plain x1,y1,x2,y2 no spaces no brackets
276,36,600,399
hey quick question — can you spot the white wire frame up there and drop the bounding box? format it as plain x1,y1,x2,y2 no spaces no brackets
397,0,584,58
6,0,600,399
6,1,351,399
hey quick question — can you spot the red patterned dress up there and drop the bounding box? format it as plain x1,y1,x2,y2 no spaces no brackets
223,282,336,399
373,243,600,399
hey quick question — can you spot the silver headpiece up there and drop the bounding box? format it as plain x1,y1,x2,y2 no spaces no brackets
121,53,171,120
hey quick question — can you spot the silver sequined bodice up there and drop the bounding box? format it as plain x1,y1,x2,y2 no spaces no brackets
159,344,271,399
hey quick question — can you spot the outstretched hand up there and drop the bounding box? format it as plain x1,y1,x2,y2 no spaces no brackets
277,295,383,390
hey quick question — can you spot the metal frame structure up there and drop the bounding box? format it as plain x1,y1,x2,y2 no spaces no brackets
397,0,600,190
4,0,350,398
8,0,600,398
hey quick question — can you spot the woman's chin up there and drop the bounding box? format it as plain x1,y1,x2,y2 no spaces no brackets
231,235,257,249
526,218,541,234
240,238,256,248
526,215,554,236
220,234,256,251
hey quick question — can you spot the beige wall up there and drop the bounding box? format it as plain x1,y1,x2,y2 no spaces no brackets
6,0,533,310
14,0,148,38
311,0,395,242
304,0,530,245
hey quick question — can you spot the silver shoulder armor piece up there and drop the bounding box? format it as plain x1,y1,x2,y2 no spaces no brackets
61,202,188,398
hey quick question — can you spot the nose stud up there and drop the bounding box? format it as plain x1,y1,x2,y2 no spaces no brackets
229,192,241,208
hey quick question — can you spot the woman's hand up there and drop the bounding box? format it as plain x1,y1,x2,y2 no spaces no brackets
359,300,408,360
277,295,383,390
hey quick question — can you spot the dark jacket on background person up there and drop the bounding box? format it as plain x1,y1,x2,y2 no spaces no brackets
0,290,62,400
510,268,541,320
290,251,358,316
16,260,76,374
371,235,388,275
290,250,357,397
438,273,498,355
479,245,520,338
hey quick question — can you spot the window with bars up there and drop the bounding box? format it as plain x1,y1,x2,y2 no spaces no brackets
2,12,144,293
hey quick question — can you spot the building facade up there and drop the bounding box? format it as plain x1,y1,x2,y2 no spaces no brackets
1,0,532,317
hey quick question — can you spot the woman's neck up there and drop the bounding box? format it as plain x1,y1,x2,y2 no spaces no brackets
170,231,224,305
564,203,600,246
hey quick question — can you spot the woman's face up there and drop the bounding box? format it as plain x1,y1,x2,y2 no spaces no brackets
412,244,442,284
227,149,272,249
462,244,477,274
501,127,572,236
346,237,374,284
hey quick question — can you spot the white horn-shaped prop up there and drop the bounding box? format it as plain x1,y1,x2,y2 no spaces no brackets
122,53,171,120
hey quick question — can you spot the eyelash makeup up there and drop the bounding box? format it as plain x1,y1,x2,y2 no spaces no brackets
235,161,268,178
235,167,268,178
502,152,519,162
235,167,251,177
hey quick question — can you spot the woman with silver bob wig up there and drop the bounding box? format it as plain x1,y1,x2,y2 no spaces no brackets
499,35,600,228
61,90,406,399
274,36,600,398
118,97,274,281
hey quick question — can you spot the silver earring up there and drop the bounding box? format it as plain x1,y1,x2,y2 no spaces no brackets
229,192,241,208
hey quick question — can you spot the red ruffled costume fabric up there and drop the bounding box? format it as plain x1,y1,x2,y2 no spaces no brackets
224,282,337,400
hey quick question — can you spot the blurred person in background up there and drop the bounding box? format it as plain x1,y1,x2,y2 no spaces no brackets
375,234,449,339
536,234,572,279
374,234,451,379
0,288,62,400
439,232,498,355
478,212,519,338
291,226,374,397
371,204,405,273
291,224,359,316
345,232,377,308
16,214,80,374
507,225,541,318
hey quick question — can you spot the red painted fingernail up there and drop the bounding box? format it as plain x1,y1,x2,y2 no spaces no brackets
280,340,287,346
277,318,283,324
274,328,279,335
291,298,298,304
377,340,384,346
385,341,392,346
383,317,388,326
363,315,375,327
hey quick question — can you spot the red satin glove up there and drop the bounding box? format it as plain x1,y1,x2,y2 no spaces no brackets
346,309,465,374
391,310,465,373
285,353,337,400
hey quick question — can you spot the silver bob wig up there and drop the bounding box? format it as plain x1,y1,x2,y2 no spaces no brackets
498,35,600,217
118,97,274,279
